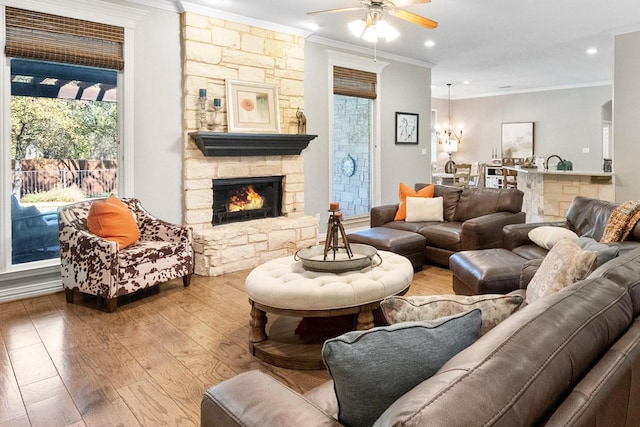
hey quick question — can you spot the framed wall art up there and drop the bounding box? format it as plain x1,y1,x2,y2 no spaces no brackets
501,122,534,159
225,80,281,133
395,112,419,144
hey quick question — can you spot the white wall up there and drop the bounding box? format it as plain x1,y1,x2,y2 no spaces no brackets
132,6,183,224
304,41,432,227
614,31,640,202
433,86,612,171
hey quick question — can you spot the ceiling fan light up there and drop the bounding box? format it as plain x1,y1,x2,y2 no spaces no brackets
377,19,399,42
362,25,379,43
348,19,366,37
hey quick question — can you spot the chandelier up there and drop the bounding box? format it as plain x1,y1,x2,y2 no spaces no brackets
349,9,400,43
437,83,463,147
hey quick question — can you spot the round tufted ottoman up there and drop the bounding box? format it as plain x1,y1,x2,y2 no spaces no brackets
245,250,414,369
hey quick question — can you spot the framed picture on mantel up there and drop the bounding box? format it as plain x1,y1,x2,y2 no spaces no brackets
226,80,281,133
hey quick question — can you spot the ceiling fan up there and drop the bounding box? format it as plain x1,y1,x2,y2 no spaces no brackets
307,0,438,35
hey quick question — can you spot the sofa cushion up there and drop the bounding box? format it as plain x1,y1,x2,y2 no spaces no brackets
526,239,597,304
577,236,619,268
381,294,523,335
87,195,140,249
322,309,482,427
452,187,523,222
405,196,443,222
394,183,434,221
375,277,633,427
528,226,578,250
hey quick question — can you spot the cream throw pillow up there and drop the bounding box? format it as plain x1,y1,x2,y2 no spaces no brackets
381,294,524,335
528,226,579,250
405,196,444,222
526,239,597,304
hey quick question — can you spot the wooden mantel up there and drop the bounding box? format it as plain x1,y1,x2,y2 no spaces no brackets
189,132,317,157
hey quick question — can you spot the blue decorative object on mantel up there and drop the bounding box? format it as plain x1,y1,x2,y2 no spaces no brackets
199,88,206,97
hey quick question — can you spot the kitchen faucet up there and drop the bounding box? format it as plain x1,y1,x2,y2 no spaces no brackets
545,155,564,170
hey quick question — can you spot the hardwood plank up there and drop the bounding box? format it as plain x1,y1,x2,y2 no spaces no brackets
20,376,83,427
9,342,58,387
0,263,453,426
117,379,196,427
0,337,27,423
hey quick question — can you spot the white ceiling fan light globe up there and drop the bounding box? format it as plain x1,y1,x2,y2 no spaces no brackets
348,19,366,37
377,19,400,41
362,25,379,42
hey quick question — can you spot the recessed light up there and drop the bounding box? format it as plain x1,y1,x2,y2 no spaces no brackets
462,81,470,85
424,40,435,47
587,48,598,55
430,85,436,89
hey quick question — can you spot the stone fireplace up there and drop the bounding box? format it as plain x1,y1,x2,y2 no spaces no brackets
181,13,318,276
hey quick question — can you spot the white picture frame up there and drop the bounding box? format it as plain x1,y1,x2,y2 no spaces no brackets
225,80,281,133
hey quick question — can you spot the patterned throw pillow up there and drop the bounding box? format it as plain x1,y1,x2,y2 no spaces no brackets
526,239,597,304
381,294,524,335
322,310,482,427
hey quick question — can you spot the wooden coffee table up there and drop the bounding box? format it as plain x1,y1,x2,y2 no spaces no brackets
245,250,414,369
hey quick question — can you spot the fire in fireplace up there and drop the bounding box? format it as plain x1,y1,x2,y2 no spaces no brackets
212,176,283,225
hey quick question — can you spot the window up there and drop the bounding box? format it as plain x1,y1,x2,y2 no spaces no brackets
10,58,118,264
1,5,128,278
332,66,376,218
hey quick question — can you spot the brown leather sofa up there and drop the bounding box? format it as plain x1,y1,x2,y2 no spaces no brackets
503,195,640,260
451,196,640,295
201,247,640,426
349,185,525,268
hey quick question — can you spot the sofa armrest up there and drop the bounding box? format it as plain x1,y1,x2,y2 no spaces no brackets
59,224,119,296
520,258,544,289
201,371,340,427
502,221,568,251
370,204,399,227
139,217,192,244
461,212,526,250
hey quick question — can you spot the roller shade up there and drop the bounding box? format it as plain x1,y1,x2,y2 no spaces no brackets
5,7,124,70
333,66,377,99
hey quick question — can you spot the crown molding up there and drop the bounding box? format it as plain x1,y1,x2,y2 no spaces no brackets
307,35,434,69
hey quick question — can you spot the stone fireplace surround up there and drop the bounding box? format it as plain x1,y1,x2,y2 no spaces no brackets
181,12,316,276
187,133,319,277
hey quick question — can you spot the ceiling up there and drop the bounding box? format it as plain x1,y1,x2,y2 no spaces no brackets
171,0,640,99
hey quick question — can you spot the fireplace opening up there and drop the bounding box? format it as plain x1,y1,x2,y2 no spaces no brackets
212,176,283,225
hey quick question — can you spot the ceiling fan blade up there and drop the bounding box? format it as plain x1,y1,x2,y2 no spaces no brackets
392,0,432,6
307,6,365,15
388,8,438,29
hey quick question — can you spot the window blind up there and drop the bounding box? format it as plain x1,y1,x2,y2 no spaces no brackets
5,7,125,70
333,66,377,99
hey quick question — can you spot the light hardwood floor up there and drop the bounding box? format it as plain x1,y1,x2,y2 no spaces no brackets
0,264,453,427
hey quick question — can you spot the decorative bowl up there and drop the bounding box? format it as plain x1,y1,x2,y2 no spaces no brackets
294,243,381,273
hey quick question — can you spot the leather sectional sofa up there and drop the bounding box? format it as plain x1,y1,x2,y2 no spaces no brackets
349,184,525,268
451,196,640,295
201,247,640,426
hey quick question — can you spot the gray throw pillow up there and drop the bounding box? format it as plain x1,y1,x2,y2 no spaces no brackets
322,309,482,427
577,236,619,268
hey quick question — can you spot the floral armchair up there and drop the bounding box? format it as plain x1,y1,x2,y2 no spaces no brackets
58,198,193,312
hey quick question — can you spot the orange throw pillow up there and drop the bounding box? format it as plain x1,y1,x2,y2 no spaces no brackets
87,195,140,249
394,183,435,221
